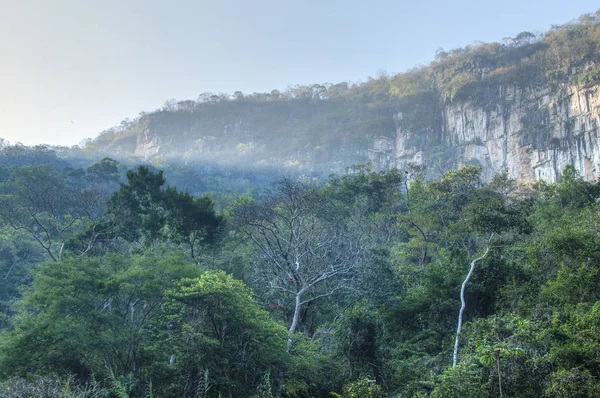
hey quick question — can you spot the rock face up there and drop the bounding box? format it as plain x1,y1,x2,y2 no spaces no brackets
100,82,600,183
390,83,600,182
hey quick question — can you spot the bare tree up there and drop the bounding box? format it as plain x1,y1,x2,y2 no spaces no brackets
235,178,367,338
0,166,105,261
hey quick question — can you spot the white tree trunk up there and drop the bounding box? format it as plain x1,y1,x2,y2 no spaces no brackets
453,234,493,366
287,291,304,352
289,291,303,334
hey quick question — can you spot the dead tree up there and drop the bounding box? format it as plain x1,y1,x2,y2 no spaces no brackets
235,178,367,337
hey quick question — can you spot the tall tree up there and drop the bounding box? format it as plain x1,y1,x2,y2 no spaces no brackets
234,178,367,336
107,165,223,257
0,252,200,385
164,271,286,397
107,166,167,245
164,187,223,258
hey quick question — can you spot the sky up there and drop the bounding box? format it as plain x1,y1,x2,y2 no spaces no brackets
0,0,598,146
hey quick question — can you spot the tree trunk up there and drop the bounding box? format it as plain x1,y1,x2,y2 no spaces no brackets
289,291,303,335
453,233,493,366
496,352,503,398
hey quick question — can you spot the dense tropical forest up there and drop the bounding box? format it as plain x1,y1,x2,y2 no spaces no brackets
1,141,600,397
2,9,600,398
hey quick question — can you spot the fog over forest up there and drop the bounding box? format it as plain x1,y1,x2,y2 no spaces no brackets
1,8,600,398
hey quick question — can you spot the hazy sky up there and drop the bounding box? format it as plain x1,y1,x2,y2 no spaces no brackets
1,0,598,146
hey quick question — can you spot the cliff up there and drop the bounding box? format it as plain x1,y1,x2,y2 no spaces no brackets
85,11,600,182
87,79,600,183
392,82,600,182
90,96,394,178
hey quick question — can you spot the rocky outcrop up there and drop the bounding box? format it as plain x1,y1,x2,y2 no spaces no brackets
391,83,600,182
99,81,600,183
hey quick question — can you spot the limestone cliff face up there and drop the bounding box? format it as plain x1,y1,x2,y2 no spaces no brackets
391,83,600,182
102,82,600,182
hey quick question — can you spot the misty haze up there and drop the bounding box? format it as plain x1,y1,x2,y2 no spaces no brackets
1,2,600,397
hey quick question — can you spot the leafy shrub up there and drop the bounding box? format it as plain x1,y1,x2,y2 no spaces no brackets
330,377,385,398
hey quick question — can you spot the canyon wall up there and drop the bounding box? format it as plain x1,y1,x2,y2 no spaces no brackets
97,82,600,183
368,83,600,182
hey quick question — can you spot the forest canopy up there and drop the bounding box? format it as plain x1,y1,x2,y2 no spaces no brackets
2,9,600,398
1,156,600,397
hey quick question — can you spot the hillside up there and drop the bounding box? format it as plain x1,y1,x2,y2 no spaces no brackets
80,10,600,182
4,10,600,397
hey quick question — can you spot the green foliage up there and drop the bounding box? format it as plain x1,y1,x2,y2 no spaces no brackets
0,165,104,261
330,377,385,398
430,362,487,398
252,371,275,398
0,227,44,329
332,301,383,380
86,157,120,184
108,165,168,243
548,302,600,372
0,375,107,398
283,333,345,398
546,368,600,397
2,161,600,397
107,165,222,254
163,187,223,258
163,271,287,397
0,252,200,382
